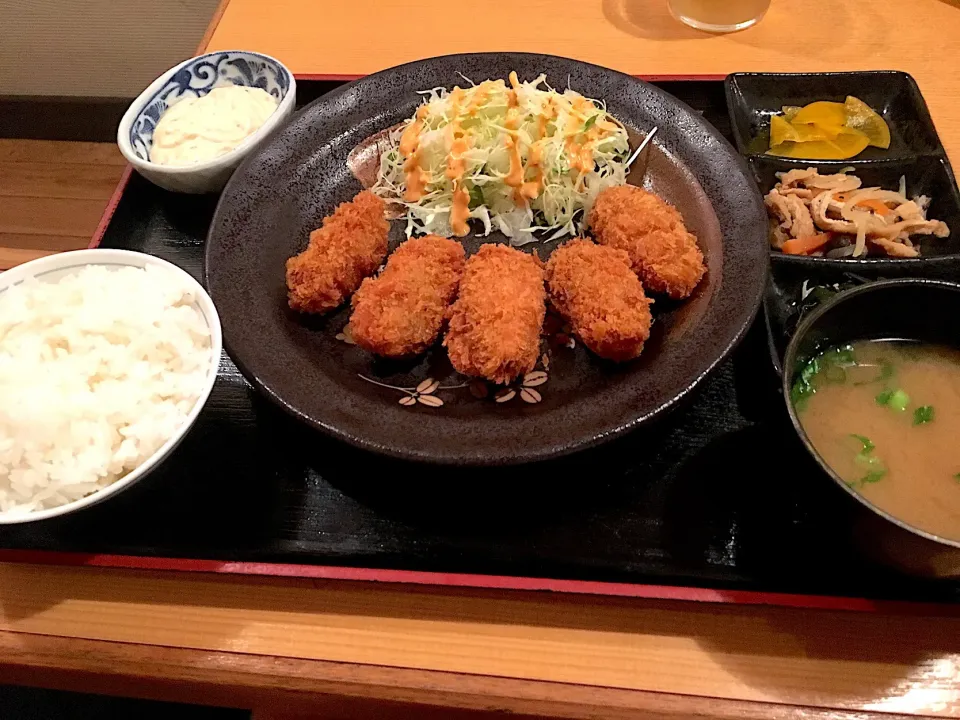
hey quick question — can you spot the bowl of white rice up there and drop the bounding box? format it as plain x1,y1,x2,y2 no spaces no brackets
0,249,221,523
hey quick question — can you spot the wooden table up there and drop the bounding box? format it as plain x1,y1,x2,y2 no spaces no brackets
207,0,960,164
4,1,960,717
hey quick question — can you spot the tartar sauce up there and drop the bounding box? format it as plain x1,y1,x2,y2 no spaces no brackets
150,86,278,166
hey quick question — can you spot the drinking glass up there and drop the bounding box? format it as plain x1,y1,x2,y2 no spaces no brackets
667,0,771,32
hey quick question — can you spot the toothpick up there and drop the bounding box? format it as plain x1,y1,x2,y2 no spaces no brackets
626,126,659,170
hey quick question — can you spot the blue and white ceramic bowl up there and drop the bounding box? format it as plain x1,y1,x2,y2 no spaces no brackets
118,50,296,193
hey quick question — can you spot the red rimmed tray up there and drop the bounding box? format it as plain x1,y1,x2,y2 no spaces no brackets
2,76,957,612
6,548,960,615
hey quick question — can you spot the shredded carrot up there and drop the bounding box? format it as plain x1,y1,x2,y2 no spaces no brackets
834,192,849,202
782,233,833,255
855,199,891,216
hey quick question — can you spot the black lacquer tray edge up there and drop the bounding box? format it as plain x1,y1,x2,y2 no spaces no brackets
4,73,958,613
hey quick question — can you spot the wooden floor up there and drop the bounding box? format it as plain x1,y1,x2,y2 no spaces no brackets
0,139,125,270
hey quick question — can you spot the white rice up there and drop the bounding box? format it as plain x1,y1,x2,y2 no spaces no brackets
0,264,212,515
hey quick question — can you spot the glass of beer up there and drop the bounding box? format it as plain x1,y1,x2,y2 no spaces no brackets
667,0,771,32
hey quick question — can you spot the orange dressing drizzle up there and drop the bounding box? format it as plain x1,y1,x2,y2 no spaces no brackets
446,137,469,181
538,100,555,139
466,81,493,116
571,96,594,119
447,87,466,114
564,107,604,179
450,185,471,236
403,161,428,202
504,107,526,204
399,106,427,156
577,129,600,173
400,106,430,202
506,72,521,109
563,113,582,172
520,141,543,201
446,87,471,236
506,72,522,111
597,118,620,133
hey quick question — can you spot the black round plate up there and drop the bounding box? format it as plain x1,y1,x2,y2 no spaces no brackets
206,53,768,465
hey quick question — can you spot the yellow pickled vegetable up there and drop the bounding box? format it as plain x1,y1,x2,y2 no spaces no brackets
769,114,799,145
781,105,803,122
790,101,847,131
765,96,890,159
768,128,870,160
844,96,891,149
770,114,837,145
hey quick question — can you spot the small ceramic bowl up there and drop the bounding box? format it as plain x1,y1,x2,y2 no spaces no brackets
0,249,222,524
117,50,296,193
783,278,960,577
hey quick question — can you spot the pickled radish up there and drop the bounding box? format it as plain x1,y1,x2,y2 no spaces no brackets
765,96,890,160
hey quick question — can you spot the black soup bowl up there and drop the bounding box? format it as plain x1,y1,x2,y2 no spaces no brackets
783,278,960,578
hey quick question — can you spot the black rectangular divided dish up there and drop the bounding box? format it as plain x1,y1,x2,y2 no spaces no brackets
2,79,959,606
726,71,960,271
725,71,943,161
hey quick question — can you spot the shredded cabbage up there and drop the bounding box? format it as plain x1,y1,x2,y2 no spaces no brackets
372,73,630,243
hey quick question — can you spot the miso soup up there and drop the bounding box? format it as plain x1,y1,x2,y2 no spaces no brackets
793,340,960,543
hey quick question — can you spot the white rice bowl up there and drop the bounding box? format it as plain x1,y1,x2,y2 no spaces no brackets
0,250,221,522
